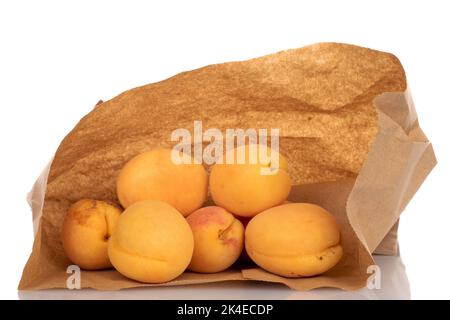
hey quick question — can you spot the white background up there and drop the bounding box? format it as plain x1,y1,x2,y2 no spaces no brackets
0,0,449,299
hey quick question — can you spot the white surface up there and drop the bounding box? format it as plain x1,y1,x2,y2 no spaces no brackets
0,0,449,299
19,256,409,300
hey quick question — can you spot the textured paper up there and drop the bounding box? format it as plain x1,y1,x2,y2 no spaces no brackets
19,43,436,291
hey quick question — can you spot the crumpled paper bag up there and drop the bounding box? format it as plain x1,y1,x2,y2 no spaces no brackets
19,43,436,291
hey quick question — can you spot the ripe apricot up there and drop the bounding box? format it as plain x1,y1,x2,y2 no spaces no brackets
210,144,291,217
186,206,244,273
117,148,208,216
61,199,122,270
245,203,343,277
108,200,194,283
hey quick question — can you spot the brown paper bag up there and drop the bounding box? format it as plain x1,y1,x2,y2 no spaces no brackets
19,43,436,291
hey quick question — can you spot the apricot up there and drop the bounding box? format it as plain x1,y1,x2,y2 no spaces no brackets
210,144,291,217
117,148,208,216
245,203,343,277
108,200,194,283
61,199,122,270
186,206,244,273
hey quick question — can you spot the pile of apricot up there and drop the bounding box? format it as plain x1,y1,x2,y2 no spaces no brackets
62,145,343,283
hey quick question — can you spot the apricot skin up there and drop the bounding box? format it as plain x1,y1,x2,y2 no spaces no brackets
186,206,244,273
209,145,291,217
116,148,208,216
61,199,122,270
245,203,343,277
108,200,194,283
